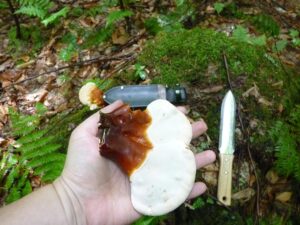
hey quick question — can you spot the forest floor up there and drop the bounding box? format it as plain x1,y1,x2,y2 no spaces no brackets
0,0,300,224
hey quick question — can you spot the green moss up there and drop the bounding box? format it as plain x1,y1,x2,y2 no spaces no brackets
138,28,281,87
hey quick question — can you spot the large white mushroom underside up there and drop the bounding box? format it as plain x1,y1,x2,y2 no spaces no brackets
130,99,196,216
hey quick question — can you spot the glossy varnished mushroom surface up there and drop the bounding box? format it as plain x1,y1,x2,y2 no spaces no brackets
99,104,153,175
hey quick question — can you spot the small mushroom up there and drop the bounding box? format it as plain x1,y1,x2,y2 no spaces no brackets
100,99,196,216
79,82,104,110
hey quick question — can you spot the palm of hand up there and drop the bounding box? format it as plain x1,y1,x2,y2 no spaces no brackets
62,113,140,225
59,101,215,225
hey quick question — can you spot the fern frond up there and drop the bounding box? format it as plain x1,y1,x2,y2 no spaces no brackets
4,165,20,190
18,129,48,144
34,161,63,175
19,135,58,153
41,168,63,182
42,6,69,26
22,143,62,160
27,153,65,168
106,10,133,27
15,6,47,19
16,169,30,189
21,180,32,196
5,187,21,204
12,114,39,127
12,125,38,137
270,119,300,182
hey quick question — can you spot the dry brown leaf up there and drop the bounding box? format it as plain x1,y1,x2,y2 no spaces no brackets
258,97,273,106
201,163,218,186
25,89,48,103
0,70,22,82
0,104,8,123
242,84,260,98
232,188,255,203
275,192,292,203
0,59,14,72
112,26,129,45
266,170,279,184
249,174,256,187
200,85,223,93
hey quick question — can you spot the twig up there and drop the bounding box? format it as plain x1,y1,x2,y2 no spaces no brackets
118,0,132,33
8,53,134,87
222,53,233,91
222,52,260,225
6,0,21,39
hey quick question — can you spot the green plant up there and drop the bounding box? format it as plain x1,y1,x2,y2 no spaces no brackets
134,63,147,80
7,25,45,55
250,14,280,36
132,215,166,225
232,25,266,46
1,103,91,203
144,0,196,35
106,9,133,27
270,106,300,182
214,2,225,15
15,0,69,26
289,29,300,46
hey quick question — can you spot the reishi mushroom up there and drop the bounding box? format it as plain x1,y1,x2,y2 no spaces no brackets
99,99,196,216
79,82,104,110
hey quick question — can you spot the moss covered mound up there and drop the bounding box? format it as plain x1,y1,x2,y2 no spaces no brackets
138,28,283,94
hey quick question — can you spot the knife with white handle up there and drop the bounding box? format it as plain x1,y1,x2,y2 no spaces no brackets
217,90,236,206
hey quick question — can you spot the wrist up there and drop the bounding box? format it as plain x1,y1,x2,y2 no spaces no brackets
53,177,87,225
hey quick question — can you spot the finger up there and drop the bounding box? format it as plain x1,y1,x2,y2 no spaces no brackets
177,106,189,115
187,182,207,200
73,100,124,137
195,150,216,169
192,120,207,138
101,100,124,113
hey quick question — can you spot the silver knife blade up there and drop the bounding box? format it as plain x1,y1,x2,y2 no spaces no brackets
219,90,236,154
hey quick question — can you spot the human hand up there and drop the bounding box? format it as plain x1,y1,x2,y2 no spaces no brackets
54,101,216,225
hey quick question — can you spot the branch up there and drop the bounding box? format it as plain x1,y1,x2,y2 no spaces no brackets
6,0,21,39
10,53,134,86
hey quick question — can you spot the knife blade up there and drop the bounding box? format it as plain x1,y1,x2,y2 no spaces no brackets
217,90,236,206
103,84,187,108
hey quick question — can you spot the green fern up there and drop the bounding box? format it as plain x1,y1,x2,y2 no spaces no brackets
270,106,300,181
2,104,90,203
15,0,68,25
15,0,53,19
106,10,133,27
42,6,69,26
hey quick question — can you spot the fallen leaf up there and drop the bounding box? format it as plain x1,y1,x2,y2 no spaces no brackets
112,26,129,45
201,163,218,186
242,84,260,98
232,188,255,203
0,70,22,82
0,104,8,123
266,170,279,184
25,89,48,103
200,85,223,93
258,97,273,106
0,59,13,72
275,192,292,203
